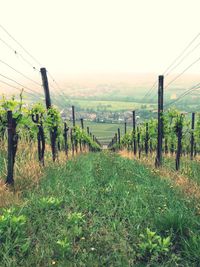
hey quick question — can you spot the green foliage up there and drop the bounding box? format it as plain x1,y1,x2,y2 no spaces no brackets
38,196,63,210
121,132,132,146
73,126,101,151
137,228,172,261
117,108,199,156
56,237,71,257
0,208,30,261
30,102,46,117
0,95,101,150
45,106,61,130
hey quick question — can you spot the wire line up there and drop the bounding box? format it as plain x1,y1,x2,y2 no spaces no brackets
163,32,200,75
164,82,200,108
0,79,38,98
0,37,39,71
0,59,41,86
165,40,200,77
0,24,42,67
0,73,43,96
165,57,200,89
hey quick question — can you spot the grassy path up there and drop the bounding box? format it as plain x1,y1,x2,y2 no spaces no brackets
1,152,200,266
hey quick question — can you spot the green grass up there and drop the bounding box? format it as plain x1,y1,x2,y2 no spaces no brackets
1,152,200,266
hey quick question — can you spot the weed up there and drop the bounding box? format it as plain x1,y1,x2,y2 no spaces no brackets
137,227,172,262
56,237,71,257
38,196,63,210
0,208,30,264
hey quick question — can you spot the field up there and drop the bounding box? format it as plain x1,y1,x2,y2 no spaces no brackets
1,152,200,266
73,121,132,144
69,99,154,112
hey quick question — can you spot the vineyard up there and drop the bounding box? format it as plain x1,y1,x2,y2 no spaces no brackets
0,66,200,266
1,18,200,266
1,88,200,266
110,108,200,170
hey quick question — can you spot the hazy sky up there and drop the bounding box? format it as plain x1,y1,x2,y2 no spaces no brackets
0,0,200,90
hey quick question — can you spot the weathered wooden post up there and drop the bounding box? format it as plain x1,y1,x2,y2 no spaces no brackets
80,118,84,152
71,106,78,153
190,112,195,160
124,120,127,135
72,106,75,127
40,67,57,161
145,122,149,156
70,128,74,157
63,122,69,158
175,114,183,171
137,126,141,158
6,111,14,185
132,110,137,155
155,75,164,167
40,68,51,109
80,118,84,129
118,128,121,148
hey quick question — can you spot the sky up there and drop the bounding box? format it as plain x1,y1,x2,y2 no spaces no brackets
0,0,200,93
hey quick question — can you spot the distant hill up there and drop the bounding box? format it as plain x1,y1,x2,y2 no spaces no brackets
1,72,199,101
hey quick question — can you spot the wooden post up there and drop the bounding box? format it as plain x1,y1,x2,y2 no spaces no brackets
145,122,149,156
155,75,164,167
71,106,77,152
118,128,121,147
132,110,137,155
164,138,168,154
175,115,183,171
40,67,58,161
190,112,195,160
81,118,84,129
40,68,51,109
70,128,74,157
124,121,127,134
6,111,14,185
63,122,69,158
137,126,141,158
72,106,75,127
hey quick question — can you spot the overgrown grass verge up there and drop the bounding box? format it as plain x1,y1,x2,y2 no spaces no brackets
163,156,200,186
120,150,200,200
0,140,81,207
0,152,200,266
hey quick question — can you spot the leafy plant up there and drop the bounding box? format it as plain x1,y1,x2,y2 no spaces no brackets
137,227,172,262
0,208,30,259
38,196,63,210
67,212,85,238
56,237,71,257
